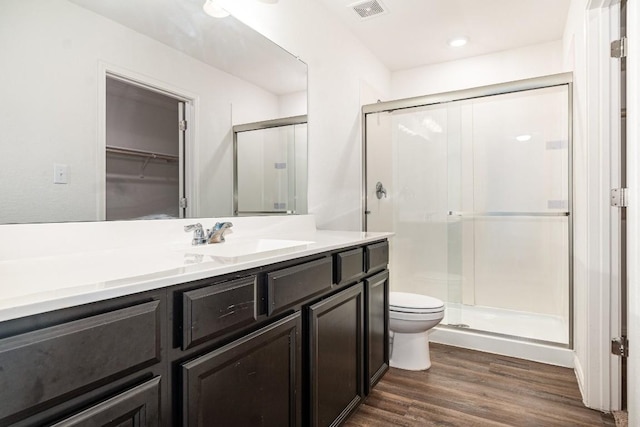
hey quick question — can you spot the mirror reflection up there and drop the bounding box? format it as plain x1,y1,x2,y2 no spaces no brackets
234,116,308,216
0,0,307,224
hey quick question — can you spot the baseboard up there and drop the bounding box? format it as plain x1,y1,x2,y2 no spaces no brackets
573,353,587,405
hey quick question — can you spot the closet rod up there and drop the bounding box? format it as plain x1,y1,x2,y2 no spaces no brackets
106,145,179,162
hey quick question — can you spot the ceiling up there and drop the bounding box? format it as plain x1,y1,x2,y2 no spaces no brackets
315,0,572,71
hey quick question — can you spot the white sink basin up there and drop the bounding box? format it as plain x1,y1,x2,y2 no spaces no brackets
182,239,314,258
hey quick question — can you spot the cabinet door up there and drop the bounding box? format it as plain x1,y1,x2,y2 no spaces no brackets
307,283,364,427
50,377,160,427
365,270,389,393
182,312,301,427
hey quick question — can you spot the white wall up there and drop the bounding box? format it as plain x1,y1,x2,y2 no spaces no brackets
0,0,281,223
391,41,564,99
220,0,391,231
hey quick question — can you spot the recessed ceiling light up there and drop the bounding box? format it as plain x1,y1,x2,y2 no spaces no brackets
448,37,468,48
516,134,532,142
203,0,230,18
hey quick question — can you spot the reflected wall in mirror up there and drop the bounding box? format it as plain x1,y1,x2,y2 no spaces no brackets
234,116,308,216
0,0,307,224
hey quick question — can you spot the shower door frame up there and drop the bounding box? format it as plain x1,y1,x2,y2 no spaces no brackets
361,72,574,349
233,114,308,216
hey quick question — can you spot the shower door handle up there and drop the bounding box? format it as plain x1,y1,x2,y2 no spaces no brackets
375,182,387,199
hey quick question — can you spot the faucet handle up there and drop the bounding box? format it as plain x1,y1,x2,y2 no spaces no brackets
208,222,233,243
184,223,203,232
184,223,206,245
213,221,233,230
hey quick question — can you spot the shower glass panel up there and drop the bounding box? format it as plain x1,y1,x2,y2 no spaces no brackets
235,121,307,215
365,81,571,346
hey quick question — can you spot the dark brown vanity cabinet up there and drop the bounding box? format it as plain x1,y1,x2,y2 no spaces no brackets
177,242,388,427
307,283,365,427
0,291,166,427
0,239,389,427
181,313,301,427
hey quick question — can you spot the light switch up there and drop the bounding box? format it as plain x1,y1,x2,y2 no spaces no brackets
53,163,68,184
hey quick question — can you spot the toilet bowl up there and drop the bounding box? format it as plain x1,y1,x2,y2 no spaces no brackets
389,292,445,371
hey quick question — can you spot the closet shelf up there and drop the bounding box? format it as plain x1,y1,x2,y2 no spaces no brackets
106,145,179,162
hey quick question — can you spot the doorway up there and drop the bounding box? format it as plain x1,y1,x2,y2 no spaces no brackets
105,76,188,220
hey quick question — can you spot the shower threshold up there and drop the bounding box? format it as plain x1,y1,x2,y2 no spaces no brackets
442,302,569,345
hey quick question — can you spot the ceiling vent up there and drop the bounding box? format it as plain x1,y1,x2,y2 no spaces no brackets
350,0,388,20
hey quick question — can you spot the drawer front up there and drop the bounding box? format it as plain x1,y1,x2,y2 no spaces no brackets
267,257,333,316
365,241,389,273
0,300,161,424
50,376,161,427
335,248,364,286
183,276,258,350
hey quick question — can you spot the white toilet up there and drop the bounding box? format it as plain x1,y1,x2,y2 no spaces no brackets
389,292,445,371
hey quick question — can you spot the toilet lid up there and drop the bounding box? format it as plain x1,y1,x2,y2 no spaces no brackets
389,292,444,313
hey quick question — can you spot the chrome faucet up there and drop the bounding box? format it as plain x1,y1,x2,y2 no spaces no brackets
184,222,233,245
208,222,233,243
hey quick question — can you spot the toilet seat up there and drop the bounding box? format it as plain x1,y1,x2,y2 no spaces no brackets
390,292,444,314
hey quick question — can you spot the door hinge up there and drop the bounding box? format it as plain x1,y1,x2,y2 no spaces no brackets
180,198,188,209
179,120,188,131
610,188,628,207
611,336,629,357
611,37,627,58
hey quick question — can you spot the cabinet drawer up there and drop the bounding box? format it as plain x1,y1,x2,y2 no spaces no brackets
50,376,161,426
182,276,258,350
267,257,333,316
0,300,161,424
365,241,389,273
335,247,364,286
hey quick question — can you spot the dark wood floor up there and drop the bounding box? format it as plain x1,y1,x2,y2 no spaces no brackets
345,343,616,427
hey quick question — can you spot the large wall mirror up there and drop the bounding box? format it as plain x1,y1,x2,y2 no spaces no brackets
0,0,307,224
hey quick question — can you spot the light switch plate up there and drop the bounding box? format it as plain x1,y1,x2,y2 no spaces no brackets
54,163,68,184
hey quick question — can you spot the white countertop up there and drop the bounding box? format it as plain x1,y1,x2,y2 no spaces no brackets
0,216,391,322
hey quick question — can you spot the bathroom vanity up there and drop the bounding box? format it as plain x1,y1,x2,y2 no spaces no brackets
0,216,391,426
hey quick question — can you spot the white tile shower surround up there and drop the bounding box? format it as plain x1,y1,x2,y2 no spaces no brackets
0,215,391,322
443,302,568,344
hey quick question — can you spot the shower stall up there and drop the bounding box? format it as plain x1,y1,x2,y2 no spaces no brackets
364,74,572,360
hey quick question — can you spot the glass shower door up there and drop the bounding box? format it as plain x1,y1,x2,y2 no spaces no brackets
459,86,570,344
366,103,464,310
365,83,571,346
234,120,308,215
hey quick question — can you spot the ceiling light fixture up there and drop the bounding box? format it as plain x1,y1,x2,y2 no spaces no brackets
203,0,230,18
516,134,532,142
448,36,468,48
